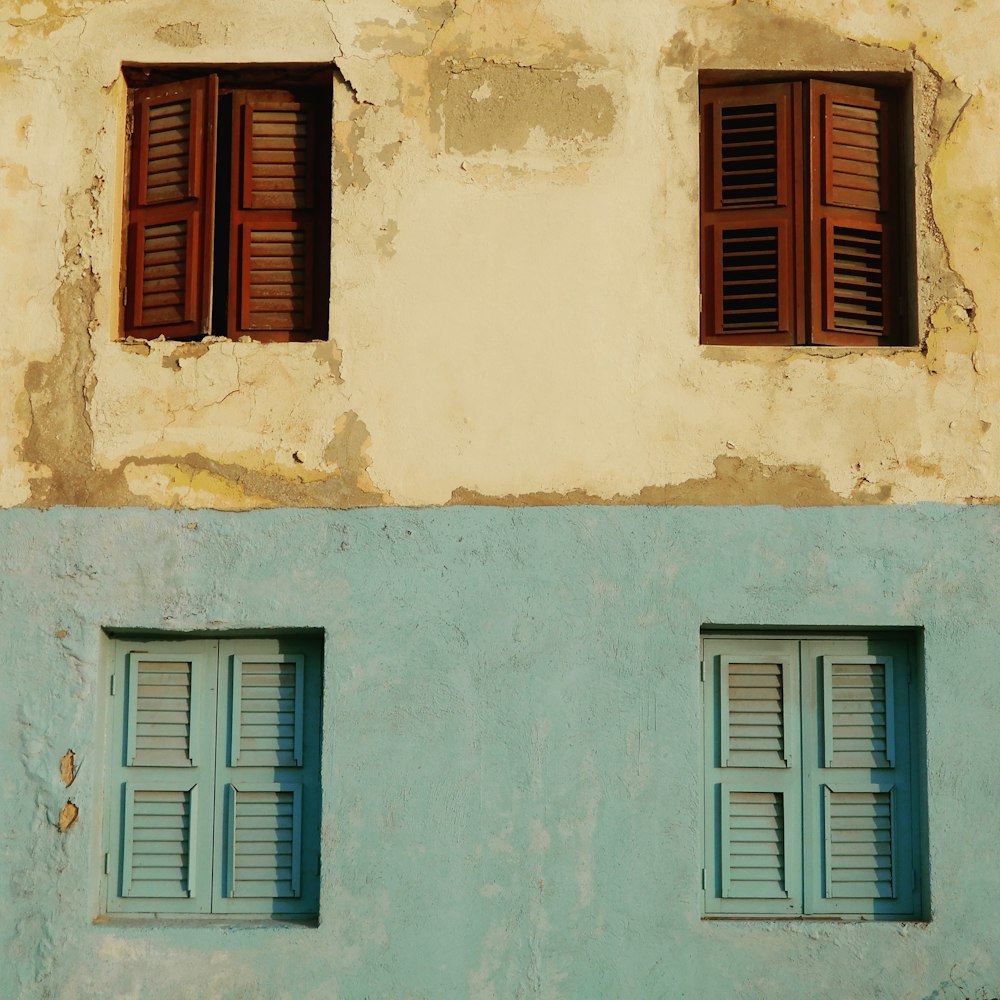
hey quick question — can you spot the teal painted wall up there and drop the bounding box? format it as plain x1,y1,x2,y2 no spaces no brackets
1,506,998,1000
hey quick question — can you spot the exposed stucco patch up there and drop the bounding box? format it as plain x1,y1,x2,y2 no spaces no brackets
162,342,209,370
449,456,891,507
441,63,614,154
153,21,204,48
333,113,372,191
20,192,132,507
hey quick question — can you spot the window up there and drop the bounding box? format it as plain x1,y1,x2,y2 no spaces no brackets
700,78,909,346
702,633,923,919
122,67,331,342
102,635,322,919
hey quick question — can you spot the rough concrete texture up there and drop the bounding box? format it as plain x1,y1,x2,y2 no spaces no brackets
0,0,996,508
3,505,1000,998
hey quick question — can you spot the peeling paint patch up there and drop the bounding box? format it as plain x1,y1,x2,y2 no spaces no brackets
154,21,204,48
162,342,209,370
442,64,614,154
333,114,372,191
376,219,398,257
449,456,892,507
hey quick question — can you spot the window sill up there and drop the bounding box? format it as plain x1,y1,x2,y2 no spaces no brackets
93,914,319,929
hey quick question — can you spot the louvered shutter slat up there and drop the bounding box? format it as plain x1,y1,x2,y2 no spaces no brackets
722,788,788,898
125,75,217,339
824,787,896,899
823,655,895,768
227,785,302,898
126,656,200,767
122,785,197,898
230,655,305,767
721,655,793,768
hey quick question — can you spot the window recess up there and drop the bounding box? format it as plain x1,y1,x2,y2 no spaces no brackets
102,635,323,921
702,632,924,920
700,78,910,347
121,66,332,343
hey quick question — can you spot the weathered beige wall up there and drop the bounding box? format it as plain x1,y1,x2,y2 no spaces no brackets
1,0,996,508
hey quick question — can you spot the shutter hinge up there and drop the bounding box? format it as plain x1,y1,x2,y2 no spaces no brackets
110,673,116,696
701,868,706,890
699,660,704,682
122,285,128,306
104,852,110,875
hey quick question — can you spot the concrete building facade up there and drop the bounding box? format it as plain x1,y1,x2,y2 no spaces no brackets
2,1,1000,998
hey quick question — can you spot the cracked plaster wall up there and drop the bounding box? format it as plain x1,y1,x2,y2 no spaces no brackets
0,0,997,508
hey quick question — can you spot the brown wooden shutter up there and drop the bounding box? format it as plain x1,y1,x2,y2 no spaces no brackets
808,81,899,346
227,90,330,342
700,83,801,346
125,76,218,339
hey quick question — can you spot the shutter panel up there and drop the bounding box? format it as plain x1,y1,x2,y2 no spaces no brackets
802,637,920,918
809,81,899,346
107,641,216,914
230,654,305,767
703,638,801,915
214,640,322,916
228,90,329,342
125,76,217,339
700,84,800,345
227,783,302,898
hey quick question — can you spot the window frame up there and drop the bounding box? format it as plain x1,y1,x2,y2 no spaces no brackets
702,630,925,921
100,632,323,923
119,64,332,344
699,73,914,348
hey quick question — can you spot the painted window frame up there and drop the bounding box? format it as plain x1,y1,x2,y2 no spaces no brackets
120,65,332,343
699,75,913,347
101,633,323,922
702,631,925,920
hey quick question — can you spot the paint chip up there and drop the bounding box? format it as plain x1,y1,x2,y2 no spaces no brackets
58,801,79,833
60,749,76,787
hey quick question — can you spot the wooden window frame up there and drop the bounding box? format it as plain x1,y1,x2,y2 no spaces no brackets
699,75,912,347
101,634,323,922
702,631,925,920
120,65,332,343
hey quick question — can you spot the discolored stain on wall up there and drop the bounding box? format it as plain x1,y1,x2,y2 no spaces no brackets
441,63,615,154
153,21,204,48
450,456,892,507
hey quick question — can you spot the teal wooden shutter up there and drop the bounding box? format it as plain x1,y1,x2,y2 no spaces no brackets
703,638,801,915
213,640,321,916
801,638,919,918
106,642,216,914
